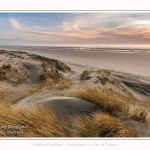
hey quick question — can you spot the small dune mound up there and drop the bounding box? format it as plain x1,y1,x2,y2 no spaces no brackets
16,97,95,119
0,50,71,86
0,50,25,59
0,63,29,86
80,70,133,97
80,70,117,85
0,50,72,103
38,97,95,118
31,54,72,72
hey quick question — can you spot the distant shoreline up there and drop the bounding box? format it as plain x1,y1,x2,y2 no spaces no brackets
0,45,150,78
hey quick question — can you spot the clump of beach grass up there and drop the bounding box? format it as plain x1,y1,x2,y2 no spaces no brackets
97,76,109,85
0,63,12,80
80,70,91,80
40,62,72,90
74,87,129,116
55,79,72,90
1,63,12,70
0,69,7,80
129,108,148,123
72,112,136,137
41,78,72,90
0,102,71,137
40,61,62,81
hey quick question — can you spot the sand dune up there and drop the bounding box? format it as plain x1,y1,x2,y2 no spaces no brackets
16,97,95,119
0,48,150,137
0,50,71,102
113,73,150,102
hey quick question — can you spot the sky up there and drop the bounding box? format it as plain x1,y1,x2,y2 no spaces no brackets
1,12,150,47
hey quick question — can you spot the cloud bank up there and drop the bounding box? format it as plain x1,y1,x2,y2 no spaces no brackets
0,12,150,46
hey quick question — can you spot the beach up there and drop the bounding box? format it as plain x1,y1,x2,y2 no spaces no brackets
1,46,150,77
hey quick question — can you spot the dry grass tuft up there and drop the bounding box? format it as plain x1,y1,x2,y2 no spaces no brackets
97,76,109,85
130,108,148,123
80,70,91,80
0,69,7,80
73,112,136,137
42,79,72,90
1,64,12,70
74,87,129,115
0,103,71,137
0,64,12,80
27,78,72,96
40,62,71,89
55,79,72,90
97,70,111,76
40,61,63,81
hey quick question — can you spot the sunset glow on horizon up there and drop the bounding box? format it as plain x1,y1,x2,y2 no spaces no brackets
1,12,150,47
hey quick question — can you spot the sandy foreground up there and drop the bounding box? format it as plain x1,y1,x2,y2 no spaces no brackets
0,46,150,137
